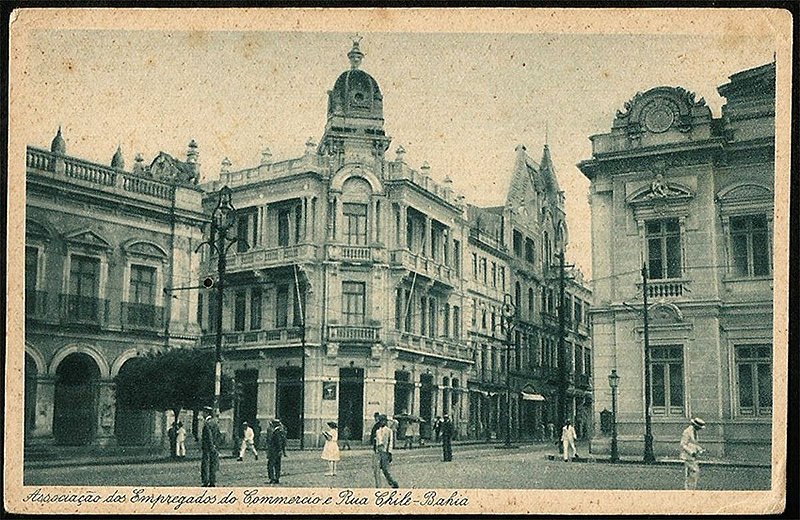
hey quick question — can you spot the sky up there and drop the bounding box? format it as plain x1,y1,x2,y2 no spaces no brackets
16,26,775,278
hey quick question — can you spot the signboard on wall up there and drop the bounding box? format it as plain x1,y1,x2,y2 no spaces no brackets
322,381,337,400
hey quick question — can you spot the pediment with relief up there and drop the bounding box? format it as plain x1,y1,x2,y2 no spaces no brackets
627,177,694,205
64,229,112,251
122,239,168,260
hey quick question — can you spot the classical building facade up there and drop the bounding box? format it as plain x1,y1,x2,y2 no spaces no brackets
25,130,206,447
579,62,774,462
197,41,592,446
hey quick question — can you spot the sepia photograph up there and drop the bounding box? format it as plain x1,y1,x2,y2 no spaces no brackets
5,7,791,515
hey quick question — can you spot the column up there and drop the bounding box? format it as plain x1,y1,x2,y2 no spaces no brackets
424,217,432,257
32,375,55,440
335,196,344,242
399,204,408,249
95,380,117,445
412,371,421,416
302,197,309,242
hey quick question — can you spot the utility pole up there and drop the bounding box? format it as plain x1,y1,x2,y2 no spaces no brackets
293,264,307,450
642,263,655,463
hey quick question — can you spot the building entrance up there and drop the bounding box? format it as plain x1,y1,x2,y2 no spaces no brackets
234,369,259,435
53,352,100,445
276,366,302,439
419,373,434,439
338,367,364,442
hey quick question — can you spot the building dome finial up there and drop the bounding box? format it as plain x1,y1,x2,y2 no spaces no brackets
111,144,125,170
348,35,364,69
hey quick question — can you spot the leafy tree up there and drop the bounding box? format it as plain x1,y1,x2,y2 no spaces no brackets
114,348,234,424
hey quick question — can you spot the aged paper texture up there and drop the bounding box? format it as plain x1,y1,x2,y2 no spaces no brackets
5,7,791,515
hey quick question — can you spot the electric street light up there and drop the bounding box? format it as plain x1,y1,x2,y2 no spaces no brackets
196,185,238,417
608,369,620,463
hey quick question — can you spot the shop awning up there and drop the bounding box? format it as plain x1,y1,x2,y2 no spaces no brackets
520,391,546,401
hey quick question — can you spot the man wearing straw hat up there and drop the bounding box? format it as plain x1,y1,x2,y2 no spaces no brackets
680,417,707,490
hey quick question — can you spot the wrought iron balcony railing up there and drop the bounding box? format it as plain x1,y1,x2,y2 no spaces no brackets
60,294,109,326
121,302,164,331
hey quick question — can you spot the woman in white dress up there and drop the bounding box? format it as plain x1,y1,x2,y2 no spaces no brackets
321,421,341,476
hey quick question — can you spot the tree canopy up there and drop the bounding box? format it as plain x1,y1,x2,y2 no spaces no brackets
114,348,234,418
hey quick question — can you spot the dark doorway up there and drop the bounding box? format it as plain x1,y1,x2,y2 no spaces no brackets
276,366,302,439
25,353,38,442
234,369,259,434
419,373,434,439
393,370,412,416
53,353,100,445
114,358,155,446
338,368,364,442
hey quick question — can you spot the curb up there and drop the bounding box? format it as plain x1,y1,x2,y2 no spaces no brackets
545,454,771,469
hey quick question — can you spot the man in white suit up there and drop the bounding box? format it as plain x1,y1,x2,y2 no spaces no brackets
680,417,706,490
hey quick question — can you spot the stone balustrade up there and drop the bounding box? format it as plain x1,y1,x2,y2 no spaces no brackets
328,324,381,343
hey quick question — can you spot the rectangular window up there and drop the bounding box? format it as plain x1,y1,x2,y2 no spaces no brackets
452,240,461,276
513,230,523,257
525,237,535,263
404,290,412,332
128,264,157,327
471,299,477,327
431,228,441,261
735,345,772,416
234,290,246,331
343,203,368,245
471,253,478,280
584,348,592,376
528,287,535,318
481,258,488,284
452,306,460,339
250,288,262,330
443,303,450,337
428,297,437,337
499,266,506,291
646,219,682,279
419,296,427,335
649,346,684,416
491,262,497,288
395,288,403,331
730,215,770,277
278,208,291,247
69,255,101,322
236,208,258,252
574,299,583,328
275,284,289,328
342,282,366,325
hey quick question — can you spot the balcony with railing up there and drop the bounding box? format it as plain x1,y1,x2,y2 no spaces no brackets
326,244,387,264
200,326,310,348
28,147,178,202
638,278,690,299
388,330,470,362
121,303,164,331
384,161,463,208
25,290,48,320
328,324,381,343
222,243,318,272
216,154,328,189
390,249,455,286
60,294,109,326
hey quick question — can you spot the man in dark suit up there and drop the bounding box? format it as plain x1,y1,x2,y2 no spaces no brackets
267,419,287,484
200,406,220,487
441,414,454,462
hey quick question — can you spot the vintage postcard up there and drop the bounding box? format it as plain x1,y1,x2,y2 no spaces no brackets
5,7,791,515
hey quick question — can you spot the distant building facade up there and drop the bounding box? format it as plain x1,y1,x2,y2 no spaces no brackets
579,63,774,462
25,131,205,447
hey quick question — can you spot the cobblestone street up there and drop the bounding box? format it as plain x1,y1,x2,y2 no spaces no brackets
24,443,770,490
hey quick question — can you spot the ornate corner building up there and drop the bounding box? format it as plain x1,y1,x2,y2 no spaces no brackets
578,62,775,462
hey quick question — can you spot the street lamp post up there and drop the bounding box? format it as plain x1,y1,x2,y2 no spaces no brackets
197,186,237,417
501,294,516,449
608,369,620,463
641,263,655,463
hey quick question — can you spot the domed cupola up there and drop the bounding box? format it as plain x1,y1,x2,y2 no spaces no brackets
327,39,384,119
50,126,66,154
319,38,391,169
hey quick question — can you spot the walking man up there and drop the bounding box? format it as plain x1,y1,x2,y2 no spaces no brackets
440,414,454,462
680,417,706,490
369,412,382,487
561,420,579,461
200,407,220,487
374,414,399,488
238,421,259,461
267,419,287,484
167,421,178,459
